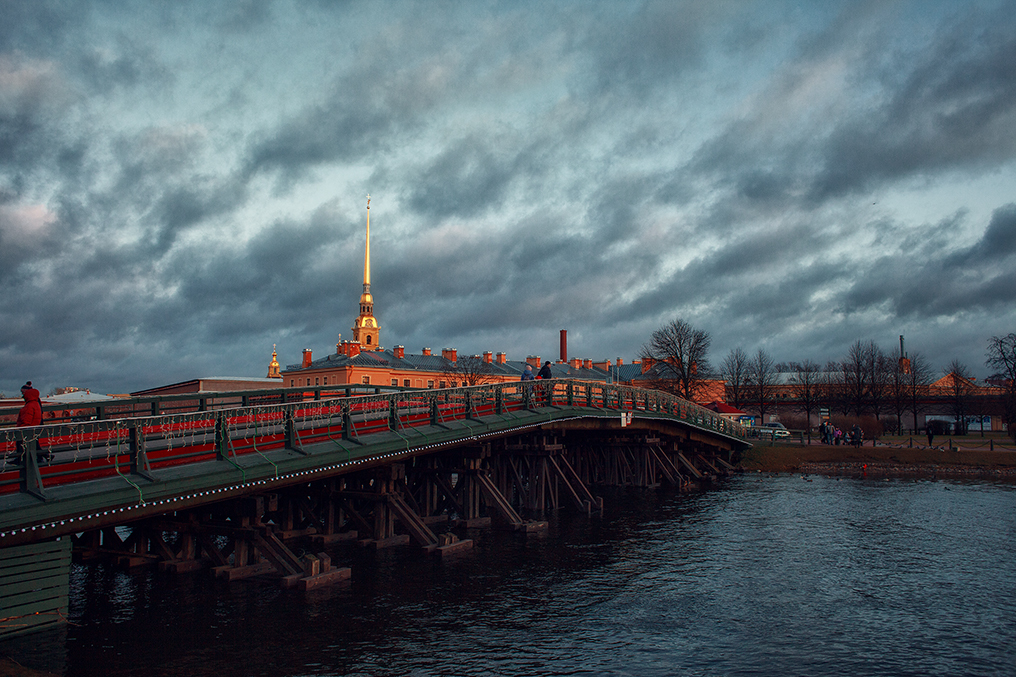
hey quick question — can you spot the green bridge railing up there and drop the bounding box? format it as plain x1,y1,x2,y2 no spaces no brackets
1,380,748,505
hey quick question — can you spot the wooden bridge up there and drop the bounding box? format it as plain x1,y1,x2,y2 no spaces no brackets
0,379,749,637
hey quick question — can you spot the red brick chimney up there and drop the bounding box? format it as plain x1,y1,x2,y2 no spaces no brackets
394,345,405,359
583,359,592,369
560,329,567,363
570,358,581,369
641,357,654,373
302,349,313,368
496,352,507,364
483,351,493,363
442,348,458,362
526,355,541,368
616,357,623,366
422,347,431,356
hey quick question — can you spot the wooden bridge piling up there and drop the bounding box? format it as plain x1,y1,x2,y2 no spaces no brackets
0,380,749,638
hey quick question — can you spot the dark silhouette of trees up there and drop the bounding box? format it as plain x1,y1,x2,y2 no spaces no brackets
639,318,712,401
838,340,890,420
748,348,778,424
721,347,750,410
986,333,1016,443
788,360,823,442
443,355,499,386
944,359,976,435
840,340,871,417
905,352,932,433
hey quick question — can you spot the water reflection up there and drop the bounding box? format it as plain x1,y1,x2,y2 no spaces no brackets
2,476,1013,676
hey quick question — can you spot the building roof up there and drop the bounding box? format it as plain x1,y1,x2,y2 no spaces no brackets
706,401,746,415
44,391,119,404
284,348,618,383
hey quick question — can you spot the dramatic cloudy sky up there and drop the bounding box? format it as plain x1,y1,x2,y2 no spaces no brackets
2,0,1015,395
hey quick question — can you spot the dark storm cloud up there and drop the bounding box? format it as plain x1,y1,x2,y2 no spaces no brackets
2,1,1015,395
687,5,1016,208
584,0,720,93
403,135,520,218
810,18,1016,200
839,204,1016,318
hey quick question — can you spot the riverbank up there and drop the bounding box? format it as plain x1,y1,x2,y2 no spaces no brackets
738,441,1016,479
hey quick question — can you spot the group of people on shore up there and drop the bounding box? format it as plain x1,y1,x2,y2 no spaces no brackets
819,421,864,447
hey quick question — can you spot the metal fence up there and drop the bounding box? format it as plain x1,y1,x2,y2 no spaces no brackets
1,380,748,499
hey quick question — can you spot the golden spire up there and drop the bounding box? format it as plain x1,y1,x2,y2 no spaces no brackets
363,194,371,289
352,194,380,350
267,344,281,378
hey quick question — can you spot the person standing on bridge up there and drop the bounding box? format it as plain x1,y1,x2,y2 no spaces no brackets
538,361,553,379
16,382,42,428
12,382,43,462
521,364,535,381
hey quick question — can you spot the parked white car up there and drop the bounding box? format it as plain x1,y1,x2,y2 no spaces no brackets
753,422,791,438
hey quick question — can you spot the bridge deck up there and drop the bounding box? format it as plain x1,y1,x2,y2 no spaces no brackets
0,381,748,546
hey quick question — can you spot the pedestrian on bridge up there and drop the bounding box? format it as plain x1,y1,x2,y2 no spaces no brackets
521,364,535,381
538,361,553,379
12,382,43,462
16,382,42,428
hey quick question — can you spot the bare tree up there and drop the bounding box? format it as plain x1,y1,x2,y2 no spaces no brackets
887,345,909,434
944,359,976,435
639,318,712,401
986,333,1016,443
443,355,500,386
840,340,886,417
821,359,848,416
906,352,933,433
840,341,868,416
721,347,750,410
867,345,892,422
788,359,823,442
748,348,779,424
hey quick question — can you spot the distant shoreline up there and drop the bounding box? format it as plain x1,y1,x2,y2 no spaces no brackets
738,442,1016,479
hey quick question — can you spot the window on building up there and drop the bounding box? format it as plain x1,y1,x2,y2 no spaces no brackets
451,381,458,387
404,379,411,387
315,378,319,386
427,380,434,388
366,335,372,345
439,381,446,388
391,378,398,386
362,376,370,385
290,379,294,387
323,376,327,384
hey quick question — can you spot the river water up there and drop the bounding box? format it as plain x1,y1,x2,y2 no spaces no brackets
7,474,1016,676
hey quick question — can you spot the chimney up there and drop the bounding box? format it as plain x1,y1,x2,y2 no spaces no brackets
616,357,623,366
496,352,507,364
347,341,360,358
593,360,610,371
898,335,911,374
583,358,592,369
483,351,493,363
442,348,458,362
394,345,405,359
422,347,431,356
641,357,653,373
302,349,313,368
570,358,581,369
560,329,567,363
526,355,541,368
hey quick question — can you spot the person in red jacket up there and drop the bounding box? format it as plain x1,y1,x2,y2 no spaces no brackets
13,381,44,462
16,382,42,427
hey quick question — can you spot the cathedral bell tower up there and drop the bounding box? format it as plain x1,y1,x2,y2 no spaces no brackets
352,194,380,350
